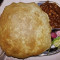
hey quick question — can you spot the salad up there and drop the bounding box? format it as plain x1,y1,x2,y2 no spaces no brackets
51,29,60,48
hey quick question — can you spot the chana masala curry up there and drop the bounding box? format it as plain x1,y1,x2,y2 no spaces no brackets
40,1,60,28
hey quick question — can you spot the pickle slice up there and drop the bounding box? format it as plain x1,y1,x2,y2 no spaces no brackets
52,37,60,47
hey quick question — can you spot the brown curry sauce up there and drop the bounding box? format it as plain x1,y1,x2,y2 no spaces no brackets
40,1,60,28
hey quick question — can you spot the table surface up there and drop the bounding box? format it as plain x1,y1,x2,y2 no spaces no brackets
0,0,60,60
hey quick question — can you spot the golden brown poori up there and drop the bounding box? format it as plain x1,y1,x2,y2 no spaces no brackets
0,2,51,58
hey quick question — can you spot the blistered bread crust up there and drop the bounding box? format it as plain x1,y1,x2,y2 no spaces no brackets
0,2,51,58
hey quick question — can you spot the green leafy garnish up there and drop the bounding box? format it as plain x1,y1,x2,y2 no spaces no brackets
52,37,60,47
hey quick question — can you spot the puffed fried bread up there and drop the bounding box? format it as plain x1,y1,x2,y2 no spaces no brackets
0,2,51,58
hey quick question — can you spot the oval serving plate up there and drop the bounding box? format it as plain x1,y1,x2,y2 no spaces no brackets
0,1,60,60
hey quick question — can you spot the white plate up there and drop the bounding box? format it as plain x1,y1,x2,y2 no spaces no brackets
0,0,60,60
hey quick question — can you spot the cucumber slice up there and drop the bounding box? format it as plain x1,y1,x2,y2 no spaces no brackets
52,37,60,47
